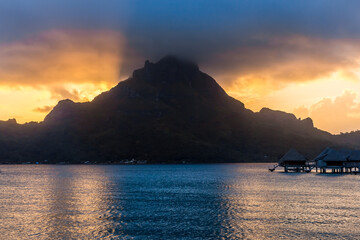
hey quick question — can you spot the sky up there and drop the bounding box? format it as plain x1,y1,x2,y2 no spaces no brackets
0,0,360,134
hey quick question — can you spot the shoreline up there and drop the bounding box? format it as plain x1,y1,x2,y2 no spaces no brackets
0,161,277,165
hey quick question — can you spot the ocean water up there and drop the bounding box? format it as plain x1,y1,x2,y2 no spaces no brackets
1,163,360,239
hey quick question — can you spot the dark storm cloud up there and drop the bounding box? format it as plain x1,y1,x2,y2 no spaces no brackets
118,0,360,71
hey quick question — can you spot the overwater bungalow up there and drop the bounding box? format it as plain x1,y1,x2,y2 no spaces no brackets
314,147,360,174
270,148,312,172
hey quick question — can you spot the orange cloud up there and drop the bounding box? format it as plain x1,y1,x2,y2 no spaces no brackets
208,35,360,119
211,35,360,98
294,91,360,134
33,105,54,113
0,30,127,122
51,87,82,101
293,106,309,120
1,30,360,134
0,29,125,87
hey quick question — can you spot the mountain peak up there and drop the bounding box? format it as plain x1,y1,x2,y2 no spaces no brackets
132,56,207,89
133,55,199,82
44,99,76,123
0,118,17,125
259,108,297,120
126,55,230,102
155,55,198,70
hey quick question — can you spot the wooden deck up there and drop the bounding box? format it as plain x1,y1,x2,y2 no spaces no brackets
317,166,360,174
269,163,315,173
270,164,360,174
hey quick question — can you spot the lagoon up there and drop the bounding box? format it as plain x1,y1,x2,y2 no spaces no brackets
1,164,360,239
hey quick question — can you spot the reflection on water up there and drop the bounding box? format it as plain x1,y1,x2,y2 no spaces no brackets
1,164,360,239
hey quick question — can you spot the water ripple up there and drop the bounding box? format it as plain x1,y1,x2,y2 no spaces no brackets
1,164,360,239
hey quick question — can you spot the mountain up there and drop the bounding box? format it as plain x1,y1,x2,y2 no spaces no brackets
334,131,360,148
0,56,347,163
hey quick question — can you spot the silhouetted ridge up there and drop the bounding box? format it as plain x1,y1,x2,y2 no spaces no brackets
90,56,235,110
0,118,17,125
131,56,228,100
44,99,76,123
0,55,349,164
301,117,314,128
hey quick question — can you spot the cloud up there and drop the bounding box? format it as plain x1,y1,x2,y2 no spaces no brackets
3,29,359,95
1,2,360,95
2,1,360,76
0,29,125,87
294,91,360,134
293,106,309,120
211,35,360,106
33,105,53,113
0,29,132,122
206,35,360,85
49,83,112,102
50,87,82,101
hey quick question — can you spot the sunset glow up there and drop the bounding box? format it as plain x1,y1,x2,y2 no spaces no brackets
0,30,124,122
1,1,360,134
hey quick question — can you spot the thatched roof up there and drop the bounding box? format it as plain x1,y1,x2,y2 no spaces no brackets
349,150,360,160
279,148,307,163
314,147,360,162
